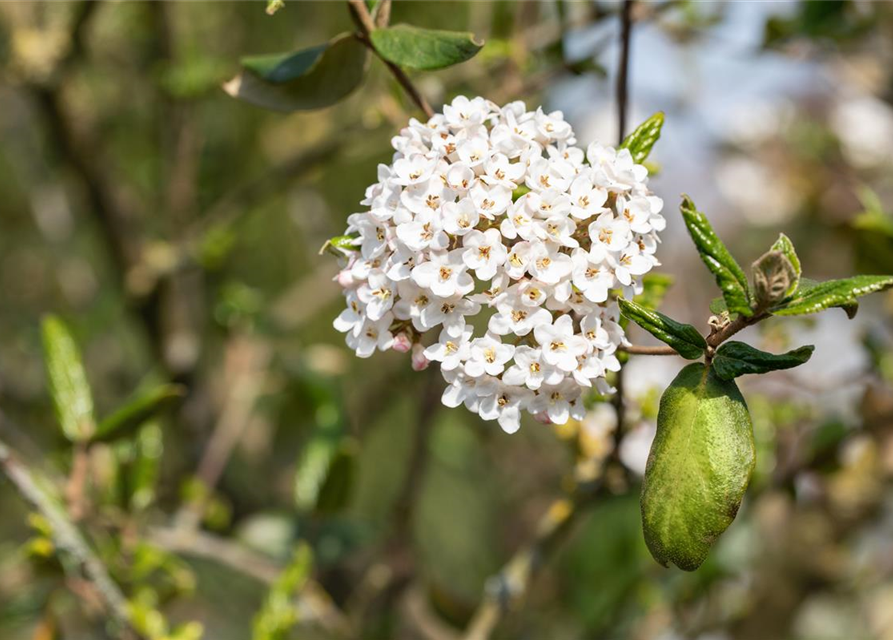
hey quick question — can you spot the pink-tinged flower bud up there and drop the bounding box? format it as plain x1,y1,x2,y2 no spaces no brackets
533,412,553,425
411,343,429,371
336,269,355,288
392,333,412,353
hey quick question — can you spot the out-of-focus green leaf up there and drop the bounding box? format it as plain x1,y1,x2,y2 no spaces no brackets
93,385,185,444
314,442,357,515
224,33,369,112
252,544,313,640
641,363,755,571
266,0,284,15
127,423,164,512
681,196,752,317
618,112,664,164
752,250,796,309
41,315,95,443
370,24,483,70
295,387,348,513
711,341,814,381
618,298,706,360
853,188,893,274
771,275,893,318
634,273,675,311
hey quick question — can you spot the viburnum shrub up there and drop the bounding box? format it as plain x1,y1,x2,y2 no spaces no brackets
325,95,893,571
329,96,665,433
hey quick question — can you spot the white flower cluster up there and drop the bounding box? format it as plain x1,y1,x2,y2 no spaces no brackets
332,96,665,433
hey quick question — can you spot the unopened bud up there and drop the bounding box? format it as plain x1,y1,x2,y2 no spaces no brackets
392,333,412,353
533,412,552,425
336,269,355,288
411,343,429,371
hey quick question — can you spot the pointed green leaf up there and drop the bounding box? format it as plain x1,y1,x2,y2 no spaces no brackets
370,24,483,71
224,33,369,112
680,196,753,317
93,384,186,444
618,298,706,360
712,341,813,381
752,250,796,309
618,112,664,164
41,316,95,442
641,363,755,571
771,275,893,318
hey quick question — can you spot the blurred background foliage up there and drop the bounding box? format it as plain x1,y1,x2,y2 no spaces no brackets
0,1,892,639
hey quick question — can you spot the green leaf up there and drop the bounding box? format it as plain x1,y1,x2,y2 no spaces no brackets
370,24,483,71
771,275,893,318
224,33,369,112
618,112,665,164
253,544,313,640
680,196,753,317
641,363,755,571
41,316,95,442
708,297,729,315
712,341,814,381
752,250,796,309
618,298,706,360
319,234,359,257
93,384,185,444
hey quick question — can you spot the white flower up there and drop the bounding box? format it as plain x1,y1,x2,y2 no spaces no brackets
488,294,551,337
482,153,526,190
478,383,533,434
411,249,474,297
529,379,585,425
534,315,589,372
465,334,515,377
589,212,632,253
424,326,473,371
610,245,652,286
502,346,560,390
470,183,512,218
333,292,365,337
441,368,497,412
572,248,614,303
462,229,507,280
569,173,608,220
346,313,395,358
392,154,437,186
396,209,449,252
420,296,480,336
527,242,574,285
331,96,665,434
356,270,394,321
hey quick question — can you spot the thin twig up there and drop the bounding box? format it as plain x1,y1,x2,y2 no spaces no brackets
348,0,435,119
616,0,635,145
174,336,270,532
0,437,141,639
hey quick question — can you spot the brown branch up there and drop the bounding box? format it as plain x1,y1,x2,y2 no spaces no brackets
174,336,270,532
706,311,769,349
0,436,142,639
348,0,435,119
616,0,635,145
620,344,678,356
